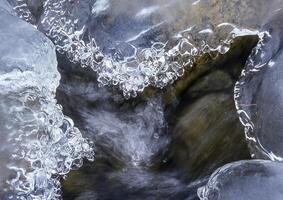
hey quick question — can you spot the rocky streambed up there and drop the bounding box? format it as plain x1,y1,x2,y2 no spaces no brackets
1,0,283,200
56,34,257,200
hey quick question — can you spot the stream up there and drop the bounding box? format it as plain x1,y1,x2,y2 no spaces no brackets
0,0,283,200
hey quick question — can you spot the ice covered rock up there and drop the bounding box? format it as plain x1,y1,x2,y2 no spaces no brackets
0,0,14,13
234,6,283,160
198,160,283,200
12,0,264,97
0,3,93,199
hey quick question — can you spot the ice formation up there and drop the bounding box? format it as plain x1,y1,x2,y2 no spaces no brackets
198,160,283,200
234,4,283,161
0,3,93,199
3,0,283,199
12,0,263,97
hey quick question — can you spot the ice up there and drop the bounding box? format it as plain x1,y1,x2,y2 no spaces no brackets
0,3,93,199
0,6,59,91
198,160,283,200
0,0,14,13
234,4,283,160
12,0,265,97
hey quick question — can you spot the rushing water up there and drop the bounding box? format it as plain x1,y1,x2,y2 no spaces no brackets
1,0,283,199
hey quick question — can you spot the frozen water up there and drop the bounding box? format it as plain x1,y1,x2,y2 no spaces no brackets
0,0,14,13
12,0,264,97
234,3,283,160
4,0,283,199
0,3,93,199
198,160,283,200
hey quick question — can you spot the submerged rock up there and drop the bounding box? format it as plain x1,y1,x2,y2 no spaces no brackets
159,34,258,181
198,160,283,200
185,70,232,99
168,94,250,180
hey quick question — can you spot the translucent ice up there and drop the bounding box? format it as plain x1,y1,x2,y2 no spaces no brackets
12,0,264,97
198,160,283,200
0,0,14,13
234,4,283,160
0,4,93,199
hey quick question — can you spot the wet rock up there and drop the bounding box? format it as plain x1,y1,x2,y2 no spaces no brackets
185,70,232,99
167,93,250,181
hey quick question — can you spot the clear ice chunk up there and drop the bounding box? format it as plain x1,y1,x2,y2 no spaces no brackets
198,160,283,200
234,6,283,160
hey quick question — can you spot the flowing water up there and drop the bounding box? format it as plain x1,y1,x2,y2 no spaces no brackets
1,0,283,199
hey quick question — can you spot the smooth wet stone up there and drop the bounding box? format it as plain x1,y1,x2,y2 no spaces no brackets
198,160,283,200
168,93,250,180
0,7,59,90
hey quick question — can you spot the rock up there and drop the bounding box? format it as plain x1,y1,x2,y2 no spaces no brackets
185,70,232,99
16,0,262,97
167,93,250,180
